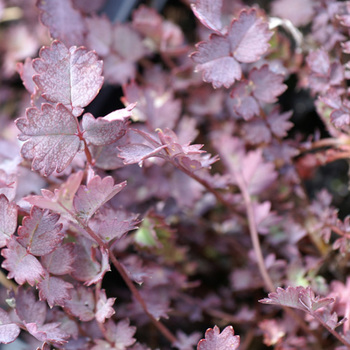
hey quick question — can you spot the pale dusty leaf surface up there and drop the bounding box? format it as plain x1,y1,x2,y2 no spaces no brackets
16,103,82,176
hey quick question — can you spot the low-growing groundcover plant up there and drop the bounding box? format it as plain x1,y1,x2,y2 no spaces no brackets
2,0,350,348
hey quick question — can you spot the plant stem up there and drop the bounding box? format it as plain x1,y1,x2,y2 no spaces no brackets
108,252,177,344
174,162,320,342
74,215,177,345
235,175,275,293
0,270,17,291
312,311,350,348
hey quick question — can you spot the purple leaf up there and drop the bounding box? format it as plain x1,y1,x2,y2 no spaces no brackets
41,243,74,275
37,0,86,47
232,14,274,61
73,175,126,223
259,286,334,312
82,105,133,146
0,194,17,248
132,5,184,53
192,36,242,89
16,103,82,176
89,208,139,244
122,82,181,130
0,170,17,202
241,149,278,195
86,16,112,57
307,49,330,76
191,0,223,33
230,65,286,119
95,289,116,323
72,0,106,14
64,285,95,321
104,318,136,348
249,65,287,103
15,287,47,325
2,237,44,286
197,325,240,350
71,239,110,285
84,248,110,286
102,24,146,85
191,9,272,88
230,80,260,120
0,308,20,344
133,288,170,320
242,118,271,144
213,135,277,195
118,143,167,165
16,57,37,95
271,0,315,27
25,171,83,218
266,109,293,138
32,40,103,116
132,5,163,42
91,141,126,170
173,330,202,350
17,206,64,256
38,273,73,308
25,322,69,345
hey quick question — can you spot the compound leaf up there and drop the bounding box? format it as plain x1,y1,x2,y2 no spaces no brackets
191,9,272,88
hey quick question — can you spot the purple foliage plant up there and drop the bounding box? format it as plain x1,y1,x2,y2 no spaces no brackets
1,0,350,349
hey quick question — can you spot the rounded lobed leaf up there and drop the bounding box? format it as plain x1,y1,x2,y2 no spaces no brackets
38,274,73,308
37,0,86,48
33,40,103,115
228,9,272,63
16,103,82,176
197,325,240,350
73,175,126,223
191,0,224,33
1,238,44,286
17,206,64,256
0,308,20,344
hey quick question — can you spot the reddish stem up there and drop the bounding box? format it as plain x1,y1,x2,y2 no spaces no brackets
60,201,177,345
74,215,177,345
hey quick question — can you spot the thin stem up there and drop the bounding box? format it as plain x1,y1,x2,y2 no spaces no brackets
0,270,17,291
74,216,177,345
108,252,177,344
174,162,237,212
173,161,320,342
235,175,275,293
